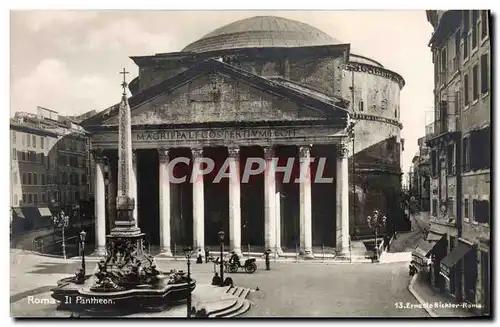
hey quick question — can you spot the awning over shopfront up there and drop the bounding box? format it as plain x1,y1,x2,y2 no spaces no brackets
440,242,473,278
414,239,434,258
412,238,439,267
426,231,445,242
38,207,53,217
12,208,25,219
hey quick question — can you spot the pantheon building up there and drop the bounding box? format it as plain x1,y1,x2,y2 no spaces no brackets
83,16,405,257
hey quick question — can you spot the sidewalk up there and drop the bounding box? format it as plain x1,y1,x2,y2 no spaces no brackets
409,274,476,317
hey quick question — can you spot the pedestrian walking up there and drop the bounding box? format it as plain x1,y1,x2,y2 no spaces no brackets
205,248,210,263
264,249,271,271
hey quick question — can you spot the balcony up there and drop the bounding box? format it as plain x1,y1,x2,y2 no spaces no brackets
425,115,458,141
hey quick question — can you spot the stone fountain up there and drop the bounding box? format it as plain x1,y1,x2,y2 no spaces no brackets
51,69,195,316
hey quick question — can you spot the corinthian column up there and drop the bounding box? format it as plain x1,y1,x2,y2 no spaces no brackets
158,148,172,256
336,142,350,253
275,178,284,255
228,146,242,256
263,146,277,254
299,145,314,259
192,148,205,256
93,154,107,255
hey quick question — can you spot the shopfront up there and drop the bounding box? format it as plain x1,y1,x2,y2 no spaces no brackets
440,240,475,302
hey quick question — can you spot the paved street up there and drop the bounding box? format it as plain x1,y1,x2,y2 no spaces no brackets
388,213,428,253
238,262,427,317
10,250,427,317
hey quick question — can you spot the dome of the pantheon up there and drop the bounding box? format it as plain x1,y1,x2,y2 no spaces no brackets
182,16,343,53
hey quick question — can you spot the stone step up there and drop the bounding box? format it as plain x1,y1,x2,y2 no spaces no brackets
226,300,251,318
240,288,250,299
206,299,238,316
225,286,251,299
228,286,238,296
209,299,246,318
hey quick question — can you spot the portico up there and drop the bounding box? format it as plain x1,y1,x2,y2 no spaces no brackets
91,123,351,258
83,54,354,259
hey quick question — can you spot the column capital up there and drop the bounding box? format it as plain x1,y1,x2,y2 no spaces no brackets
92,149,107,164
298,145,311,158
228,146,240,158
158,148,169,163
132,149,138,163
191,147,203,159
94,156,107,165
336,143,350,159
263,146,274,160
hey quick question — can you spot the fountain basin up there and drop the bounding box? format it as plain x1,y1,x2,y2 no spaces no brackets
51,273,196,316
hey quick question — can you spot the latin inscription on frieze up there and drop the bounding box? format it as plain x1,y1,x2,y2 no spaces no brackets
136,128,298,141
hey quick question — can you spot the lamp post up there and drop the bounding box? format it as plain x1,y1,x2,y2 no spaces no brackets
366,210,386,263
183,246,193,318
50,199,59,241
54,209,69,259
218,231,225,286
79,230,87,275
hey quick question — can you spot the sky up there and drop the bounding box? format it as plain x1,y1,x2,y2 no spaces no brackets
10,10,435,173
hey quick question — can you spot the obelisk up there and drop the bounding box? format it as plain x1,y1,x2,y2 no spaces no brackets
112,68,141,236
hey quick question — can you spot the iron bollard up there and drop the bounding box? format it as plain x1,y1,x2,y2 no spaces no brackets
322,244,325,263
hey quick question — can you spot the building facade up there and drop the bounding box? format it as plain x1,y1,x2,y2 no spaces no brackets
82,16,405,257
409,137,431,212
425,10,490,314
10,106,93,232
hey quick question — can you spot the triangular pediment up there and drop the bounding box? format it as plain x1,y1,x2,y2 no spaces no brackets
93,60,348,127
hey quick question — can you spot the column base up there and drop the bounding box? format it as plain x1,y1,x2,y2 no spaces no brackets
92,246,107,257
299,250,315,260
157,248,173,257
275,247,284,256
335,247,351,259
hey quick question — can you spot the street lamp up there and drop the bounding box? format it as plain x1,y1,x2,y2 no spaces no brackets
218,231,225,286
183,246,193,318
54,209,69,259
367,210,387,263
50,199,59,241
79,230,87,275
